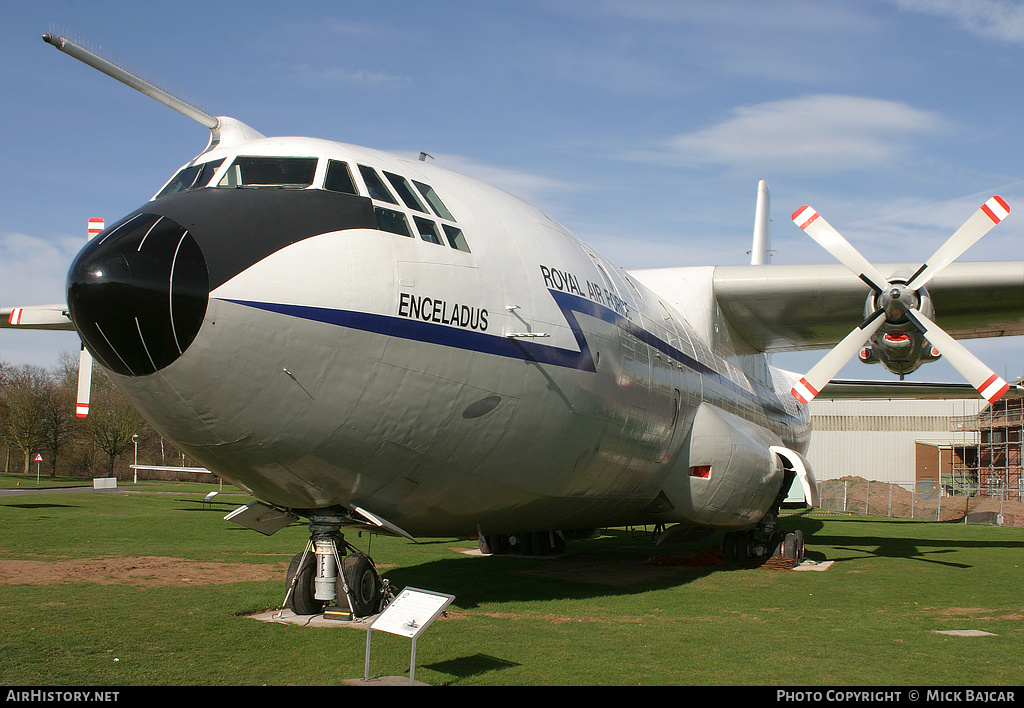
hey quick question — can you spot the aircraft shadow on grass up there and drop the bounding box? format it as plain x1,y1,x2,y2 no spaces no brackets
798,516,1020,569
3,503,80,510
378,526,822,609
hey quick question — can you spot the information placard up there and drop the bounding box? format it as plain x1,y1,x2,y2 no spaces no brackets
370,587,454,639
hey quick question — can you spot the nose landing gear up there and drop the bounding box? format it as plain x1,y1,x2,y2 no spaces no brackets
281,516,391,618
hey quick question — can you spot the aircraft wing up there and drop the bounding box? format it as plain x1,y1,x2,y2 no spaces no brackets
1,304,75,331
709,261,1023,353
819,379,1023,399
130,464,211,474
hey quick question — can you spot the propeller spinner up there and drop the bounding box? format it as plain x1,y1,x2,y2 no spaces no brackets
789,197,1011,405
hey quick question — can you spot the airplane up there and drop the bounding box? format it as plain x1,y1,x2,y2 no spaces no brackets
3,34,1022,618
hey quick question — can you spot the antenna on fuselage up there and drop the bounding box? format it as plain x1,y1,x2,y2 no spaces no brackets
42,33,264,149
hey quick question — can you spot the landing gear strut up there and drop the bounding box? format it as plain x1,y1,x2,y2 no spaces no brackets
721,513,805,564
282,515,390,618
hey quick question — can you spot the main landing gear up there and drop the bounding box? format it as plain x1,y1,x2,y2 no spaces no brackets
282,515,391,618
721,512,805,564
478,530,570,556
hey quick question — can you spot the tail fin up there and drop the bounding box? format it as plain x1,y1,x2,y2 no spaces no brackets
750,179,771,265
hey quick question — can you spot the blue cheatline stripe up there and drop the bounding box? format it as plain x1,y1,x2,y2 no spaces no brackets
219,297,588,369
544,289,765,407
220,291,788,416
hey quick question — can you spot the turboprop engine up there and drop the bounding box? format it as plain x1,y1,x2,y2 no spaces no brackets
789,197,1012,404
856,274,941,377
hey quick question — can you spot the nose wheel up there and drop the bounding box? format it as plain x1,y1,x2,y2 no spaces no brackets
280,519,390,618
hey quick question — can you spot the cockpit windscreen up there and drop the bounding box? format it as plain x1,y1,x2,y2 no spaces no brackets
217,157,318,189
155,159,225,199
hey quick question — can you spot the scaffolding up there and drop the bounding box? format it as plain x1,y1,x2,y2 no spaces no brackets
949,396,1023,503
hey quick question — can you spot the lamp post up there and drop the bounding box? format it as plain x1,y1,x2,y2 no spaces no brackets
132,434,139,484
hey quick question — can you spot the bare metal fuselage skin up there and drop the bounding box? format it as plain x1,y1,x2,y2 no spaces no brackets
67,137,809,538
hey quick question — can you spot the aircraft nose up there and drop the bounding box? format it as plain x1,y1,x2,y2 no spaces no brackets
67,213,209,376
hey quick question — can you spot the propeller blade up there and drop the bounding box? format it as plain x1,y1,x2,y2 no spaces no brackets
74,217,102,418
905,196,1010,291
904,309,1010,403
792,206,890,293
791,310,887,404
76,345,93,418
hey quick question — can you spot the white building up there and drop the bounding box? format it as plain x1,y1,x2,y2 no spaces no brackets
805,397,984,488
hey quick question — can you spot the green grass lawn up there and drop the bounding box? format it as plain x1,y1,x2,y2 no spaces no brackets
1,483,1021,686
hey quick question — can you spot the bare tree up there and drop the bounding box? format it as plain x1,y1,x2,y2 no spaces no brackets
87,371,147,478
36,355,79,476
0,364,51,474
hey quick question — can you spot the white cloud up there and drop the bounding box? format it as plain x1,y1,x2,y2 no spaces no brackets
661,94,947,172
890,0,1024,44
401,152,576,208
0,231,82,368
282,64,411,89
0,232,80,304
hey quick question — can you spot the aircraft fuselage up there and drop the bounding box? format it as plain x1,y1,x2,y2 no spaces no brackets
67,136,810,538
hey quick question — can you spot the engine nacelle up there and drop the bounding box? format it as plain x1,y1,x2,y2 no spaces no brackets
653,403,787,529
859,282,941,376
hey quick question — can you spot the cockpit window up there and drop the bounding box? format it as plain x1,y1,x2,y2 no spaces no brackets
358,165,398,204
413,180,456,221
217,156,318,188
374,206,412,237
324,160,358,195
385,172,427,213
155,159,225,199
413,216,443,245
442,224,470,253
352,164,469,253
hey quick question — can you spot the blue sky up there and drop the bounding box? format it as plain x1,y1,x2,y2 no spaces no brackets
2,0,1021,385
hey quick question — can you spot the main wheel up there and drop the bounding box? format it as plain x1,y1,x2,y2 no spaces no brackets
286,552,326,616
342,552,381,617
722,531,737,561
482,534,506,555
783,531,806,564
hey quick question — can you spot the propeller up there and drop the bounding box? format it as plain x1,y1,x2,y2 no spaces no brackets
75,218,103,418
790,197,1011,405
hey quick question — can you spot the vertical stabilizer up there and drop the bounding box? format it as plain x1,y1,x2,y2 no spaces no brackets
750,179,771,265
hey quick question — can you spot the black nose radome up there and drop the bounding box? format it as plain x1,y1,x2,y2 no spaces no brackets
67,213,209,376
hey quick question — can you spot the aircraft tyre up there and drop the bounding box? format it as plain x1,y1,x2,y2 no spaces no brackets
723,531,751,561
480,532,566,556
722,531,736,561
783,530,805,564
532,531,565,555
480,534,504,555
342,552,382,617
286,552,326,616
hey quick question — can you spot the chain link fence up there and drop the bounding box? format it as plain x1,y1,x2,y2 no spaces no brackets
817,477,1024,527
